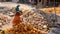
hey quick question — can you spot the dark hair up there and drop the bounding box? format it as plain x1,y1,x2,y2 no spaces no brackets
17,5,20,7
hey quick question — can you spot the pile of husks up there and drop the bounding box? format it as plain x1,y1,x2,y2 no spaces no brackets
4,23,46,34
0,13,11,27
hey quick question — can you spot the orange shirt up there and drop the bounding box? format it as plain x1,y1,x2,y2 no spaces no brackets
12,12,22,24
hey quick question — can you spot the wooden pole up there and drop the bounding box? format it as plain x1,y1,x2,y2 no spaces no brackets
54,0,57,22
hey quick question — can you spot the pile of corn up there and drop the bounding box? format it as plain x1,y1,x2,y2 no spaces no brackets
4,23,46,34
21,10,50,33
0,7,50,34
40,7,60,14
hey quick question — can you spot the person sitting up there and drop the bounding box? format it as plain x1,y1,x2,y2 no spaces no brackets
12,5,22,25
